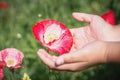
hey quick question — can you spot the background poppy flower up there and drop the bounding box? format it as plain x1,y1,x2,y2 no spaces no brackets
0,69,4,80
0,48,24,68
101,10,116,25
0,2,7,10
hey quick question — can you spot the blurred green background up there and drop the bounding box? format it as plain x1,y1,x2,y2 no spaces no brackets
0,0,120,80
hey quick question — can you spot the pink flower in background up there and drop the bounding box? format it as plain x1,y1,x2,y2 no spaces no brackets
0,2,7,10
0,69,4,80
0,48,24,68
0,52,6,69
101,10,116,25
32,20,73,55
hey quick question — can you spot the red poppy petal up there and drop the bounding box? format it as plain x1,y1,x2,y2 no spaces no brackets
32,23,44,42
101,10,116,25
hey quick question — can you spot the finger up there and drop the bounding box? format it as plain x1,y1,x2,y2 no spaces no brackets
37,49,55,68
55,50,88,66
54,61,89,72
72,12,95,23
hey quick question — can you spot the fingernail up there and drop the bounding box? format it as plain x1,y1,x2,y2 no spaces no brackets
37,50,42,55
73,12,79,14
72,12,84,21
56,57,64,66
37,49,46,57
72,12,78,16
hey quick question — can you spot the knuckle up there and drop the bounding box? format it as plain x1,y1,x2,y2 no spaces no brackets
48,65,55,69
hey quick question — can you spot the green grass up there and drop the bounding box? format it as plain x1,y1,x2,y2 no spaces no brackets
1,0,120,80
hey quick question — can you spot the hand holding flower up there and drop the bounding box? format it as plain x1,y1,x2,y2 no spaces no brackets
37,12,120,72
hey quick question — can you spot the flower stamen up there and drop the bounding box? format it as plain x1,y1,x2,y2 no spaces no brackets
6,59,15,67
44,33,58,43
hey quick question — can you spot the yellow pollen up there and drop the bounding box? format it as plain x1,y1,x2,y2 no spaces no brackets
7,59,14,67
44,33,58,43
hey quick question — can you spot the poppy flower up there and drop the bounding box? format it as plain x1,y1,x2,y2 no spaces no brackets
0,2,7,10
0,48,24,68
32,20,73,55
0,69,4,80
101,10,116,25
0,53,5,69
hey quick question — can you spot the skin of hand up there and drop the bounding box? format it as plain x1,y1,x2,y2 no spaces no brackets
37,12,120,72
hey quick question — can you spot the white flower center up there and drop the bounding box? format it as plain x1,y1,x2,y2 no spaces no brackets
44,24,62,43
